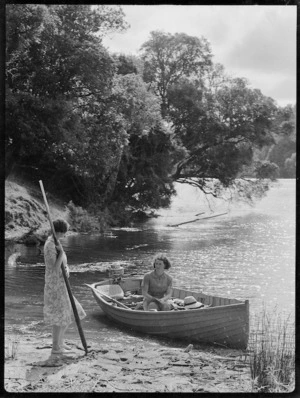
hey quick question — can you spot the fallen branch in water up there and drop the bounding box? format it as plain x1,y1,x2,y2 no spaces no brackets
199,212,228,220
167,218,201,227
167,212,228,227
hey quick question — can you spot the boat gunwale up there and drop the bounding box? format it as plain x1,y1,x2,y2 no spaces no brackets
93,278,246,304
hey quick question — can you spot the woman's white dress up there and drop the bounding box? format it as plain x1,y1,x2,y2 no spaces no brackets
43,236,86,326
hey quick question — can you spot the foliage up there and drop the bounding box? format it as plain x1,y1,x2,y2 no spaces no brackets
112,53,139,75
5,4,127,181
139,32,294,202
284,153,296,178
67,200,110,232
111,73,162,135
114,122,178,211
254,161,279,180
141,31,212,117
268,138,296,177
265,105,296,177
271,104,295,138
166,75,280,200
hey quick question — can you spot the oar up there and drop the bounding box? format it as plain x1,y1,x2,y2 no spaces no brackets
85,284,130,309
39,180,88,355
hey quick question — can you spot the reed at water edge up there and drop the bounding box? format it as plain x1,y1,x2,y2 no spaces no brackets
248,306,295,393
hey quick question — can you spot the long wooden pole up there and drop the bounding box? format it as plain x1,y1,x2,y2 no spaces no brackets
39,180,88,355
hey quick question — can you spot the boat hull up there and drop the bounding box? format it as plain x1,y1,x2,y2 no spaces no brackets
90,279,249,349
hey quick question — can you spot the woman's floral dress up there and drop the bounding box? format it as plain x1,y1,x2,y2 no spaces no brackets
43,236,86,326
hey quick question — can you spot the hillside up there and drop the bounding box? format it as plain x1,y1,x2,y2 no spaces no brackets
5,177,68,243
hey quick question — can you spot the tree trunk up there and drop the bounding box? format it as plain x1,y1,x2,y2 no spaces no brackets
103,146,124,203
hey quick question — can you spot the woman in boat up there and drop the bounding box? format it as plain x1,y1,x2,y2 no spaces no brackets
142,254,173,311
43,218,86,355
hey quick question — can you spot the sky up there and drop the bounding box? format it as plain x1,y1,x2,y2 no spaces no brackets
102,5,297,107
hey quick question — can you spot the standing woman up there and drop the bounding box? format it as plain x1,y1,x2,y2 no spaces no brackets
43,219,86,355
142,254,173,311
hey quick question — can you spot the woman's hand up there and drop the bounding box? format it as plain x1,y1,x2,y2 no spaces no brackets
64,266,70,278
154,298,165,304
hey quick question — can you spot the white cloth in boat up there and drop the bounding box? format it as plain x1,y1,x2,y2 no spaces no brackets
96,284,124,300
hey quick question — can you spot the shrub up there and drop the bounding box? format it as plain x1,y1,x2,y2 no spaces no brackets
66,201,113,232
66,201,100,232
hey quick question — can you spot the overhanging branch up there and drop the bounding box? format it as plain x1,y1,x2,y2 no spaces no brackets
172,135,249,180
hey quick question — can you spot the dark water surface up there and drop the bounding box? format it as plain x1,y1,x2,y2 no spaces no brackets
5,179,295,347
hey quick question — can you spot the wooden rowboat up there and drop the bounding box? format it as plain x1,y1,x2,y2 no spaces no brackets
87,277,249,349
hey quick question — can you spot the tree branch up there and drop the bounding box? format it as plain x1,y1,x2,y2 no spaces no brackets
172,136,249,180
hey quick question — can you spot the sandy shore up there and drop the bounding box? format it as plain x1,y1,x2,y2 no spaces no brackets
5,330,253,393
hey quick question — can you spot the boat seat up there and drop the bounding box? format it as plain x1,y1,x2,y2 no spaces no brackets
96,284,124,299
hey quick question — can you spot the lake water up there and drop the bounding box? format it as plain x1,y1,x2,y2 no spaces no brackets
5,179,295,348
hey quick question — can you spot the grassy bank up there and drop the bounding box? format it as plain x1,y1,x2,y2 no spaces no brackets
5,177,68,243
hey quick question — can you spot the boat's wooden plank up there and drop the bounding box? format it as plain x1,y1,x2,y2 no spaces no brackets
104,312,247,338
185,290,196,297
168,318,248,336
94,294,247,321
104,313,248,348
104,307,247,332
171,287,181,299
109,306,247,326
111,320,247,340
94,315,247,348
142,322,248,347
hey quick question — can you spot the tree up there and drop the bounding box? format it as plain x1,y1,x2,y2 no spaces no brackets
165,74,281,202
139,32,288,204
140,31,212,117
260,104,296,178
5,4,128,181
114,123,178,212
106,73,170,210
112,54,139,75
284,153,296,178
255,161,279,180
268,137,296,177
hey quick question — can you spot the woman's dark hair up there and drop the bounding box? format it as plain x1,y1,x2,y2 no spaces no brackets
53,219,69,233
153,254,171,270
